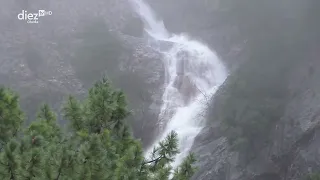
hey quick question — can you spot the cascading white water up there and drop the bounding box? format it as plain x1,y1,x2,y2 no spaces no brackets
129,0,228,169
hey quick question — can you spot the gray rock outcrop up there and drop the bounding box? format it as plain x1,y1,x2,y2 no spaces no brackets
186,0,320,179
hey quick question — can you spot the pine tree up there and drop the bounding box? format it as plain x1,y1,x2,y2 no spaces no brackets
0,88,24,147
146,131,179,173
0,77,198,180
27,104,61,143
18,134,45,180
0,139,20,180
63,96,84,132
172,153,197,180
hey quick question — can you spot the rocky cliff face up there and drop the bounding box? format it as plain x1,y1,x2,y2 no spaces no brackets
182,0,320,179
146,0,248,72
140,0,320,179
191,55,320,180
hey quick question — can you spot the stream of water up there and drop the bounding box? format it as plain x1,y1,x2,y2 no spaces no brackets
129,0,228,169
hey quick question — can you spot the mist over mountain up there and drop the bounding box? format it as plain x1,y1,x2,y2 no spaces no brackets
0,0,320,179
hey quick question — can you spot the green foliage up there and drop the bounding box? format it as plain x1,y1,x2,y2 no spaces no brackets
0,88,24,146
0,78,197,180
172,153,197,180
63,96,84,131
27,104,61,142
306,173,320,180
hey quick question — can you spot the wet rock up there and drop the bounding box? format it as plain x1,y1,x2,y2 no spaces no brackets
191,17,320,180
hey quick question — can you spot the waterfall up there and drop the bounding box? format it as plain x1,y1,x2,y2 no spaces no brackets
129,0,228,169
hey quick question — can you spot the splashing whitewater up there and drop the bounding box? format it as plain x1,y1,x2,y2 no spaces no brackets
129,0,228,169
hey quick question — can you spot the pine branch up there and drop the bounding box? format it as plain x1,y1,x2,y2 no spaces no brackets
54,158,64,180
143,154,164,165
9,165,15,180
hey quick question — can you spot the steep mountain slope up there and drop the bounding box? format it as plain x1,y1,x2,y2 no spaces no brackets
183,0,320,179
1,0,320,179
0,0,162,146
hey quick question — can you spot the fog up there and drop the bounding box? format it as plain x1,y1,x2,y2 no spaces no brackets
0,0,320,179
